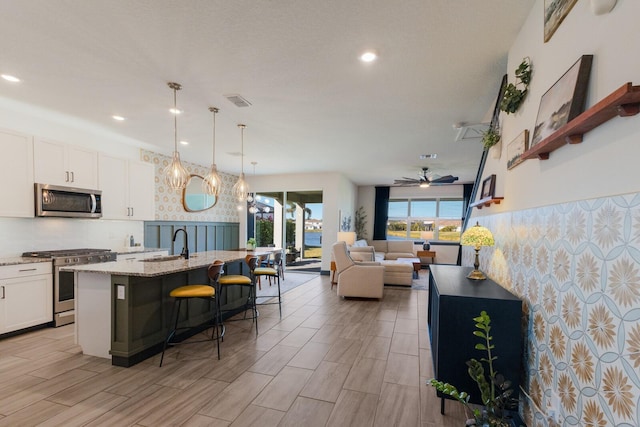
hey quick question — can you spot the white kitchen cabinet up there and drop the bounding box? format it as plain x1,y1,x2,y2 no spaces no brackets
34,138,98,189
98,154,155,220
0,263,53,335
116,250,168,262
0,129,34,218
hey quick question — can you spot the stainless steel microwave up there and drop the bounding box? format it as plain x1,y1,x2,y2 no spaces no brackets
35,183,102,218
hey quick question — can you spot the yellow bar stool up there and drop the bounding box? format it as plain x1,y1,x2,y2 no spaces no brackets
254,250,283,317
159,260,224,367
217,255,259,336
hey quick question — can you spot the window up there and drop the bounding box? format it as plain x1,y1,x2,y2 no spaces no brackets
386,198,463,242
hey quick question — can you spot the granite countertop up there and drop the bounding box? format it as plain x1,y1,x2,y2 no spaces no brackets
115,247,167,255
61,248,279,278
0,257,52,267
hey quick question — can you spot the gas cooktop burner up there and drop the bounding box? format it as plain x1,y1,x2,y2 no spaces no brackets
22,248,112,258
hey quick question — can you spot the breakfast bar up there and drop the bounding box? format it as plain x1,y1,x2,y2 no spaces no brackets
64,248,277,367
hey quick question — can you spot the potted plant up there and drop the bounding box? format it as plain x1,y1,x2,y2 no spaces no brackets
246,237,257,250
482,126,501,151
354,206,367,240
428,311,519,427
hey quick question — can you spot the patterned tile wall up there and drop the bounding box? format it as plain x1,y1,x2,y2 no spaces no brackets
141,150,240,223
463,193,640,426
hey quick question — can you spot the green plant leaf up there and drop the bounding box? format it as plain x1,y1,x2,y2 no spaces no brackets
475,343,487,350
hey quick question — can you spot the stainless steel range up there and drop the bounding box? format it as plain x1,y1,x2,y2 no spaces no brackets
22,249,116,327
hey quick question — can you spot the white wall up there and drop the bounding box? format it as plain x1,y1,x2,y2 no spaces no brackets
475,0,640,216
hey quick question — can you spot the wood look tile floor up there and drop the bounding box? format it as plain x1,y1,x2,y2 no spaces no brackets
0,273,467,426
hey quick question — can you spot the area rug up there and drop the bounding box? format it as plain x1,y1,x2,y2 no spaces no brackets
411,270,429,290
255,271,318,297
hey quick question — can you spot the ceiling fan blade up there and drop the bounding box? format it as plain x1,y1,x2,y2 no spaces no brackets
430,175,459,184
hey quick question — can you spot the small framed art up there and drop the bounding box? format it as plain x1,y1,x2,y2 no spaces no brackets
507,130,529,170
480,175,496,199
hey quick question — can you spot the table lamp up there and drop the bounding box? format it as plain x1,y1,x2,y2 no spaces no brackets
337,231,356,246
460,221,494,280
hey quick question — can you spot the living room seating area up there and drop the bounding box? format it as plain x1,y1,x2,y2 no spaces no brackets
336,240,416,289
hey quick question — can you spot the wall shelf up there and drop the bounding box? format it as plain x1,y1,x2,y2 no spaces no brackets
522,82,640,161
470,196,504,209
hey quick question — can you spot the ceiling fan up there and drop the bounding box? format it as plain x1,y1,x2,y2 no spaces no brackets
393,167,459,187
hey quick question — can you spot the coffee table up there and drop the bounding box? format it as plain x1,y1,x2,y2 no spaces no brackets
395,257,421,279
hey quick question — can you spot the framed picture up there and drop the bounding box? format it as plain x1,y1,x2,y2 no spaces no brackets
530,55,593,147
507,130,529,170
481,175,496,199
544,0,578,42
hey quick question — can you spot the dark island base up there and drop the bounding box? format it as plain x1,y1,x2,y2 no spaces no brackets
109,260,255,367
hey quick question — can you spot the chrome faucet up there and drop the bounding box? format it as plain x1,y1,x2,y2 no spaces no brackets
172,228,189,259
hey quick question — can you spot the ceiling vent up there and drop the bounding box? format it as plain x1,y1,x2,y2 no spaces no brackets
453,122,489,142
224,94,252,107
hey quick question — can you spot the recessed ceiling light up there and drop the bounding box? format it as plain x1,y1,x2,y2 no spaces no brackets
420,154,437,159
1,74,21,83
180,140,189,145
359,50,378,63
169,108,182,114
112,115,125,121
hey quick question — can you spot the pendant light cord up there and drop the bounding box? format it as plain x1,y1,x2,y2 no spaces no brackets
239,124,246,175
174,87,178,151
212,109,216,164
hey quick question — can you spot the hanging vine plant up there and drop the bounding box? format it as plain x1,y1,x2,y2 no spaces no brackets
500,57,532,115
482,125,501,150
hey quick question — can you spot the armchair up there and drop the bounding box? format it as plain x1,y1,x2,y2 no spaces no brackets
332,241,384,299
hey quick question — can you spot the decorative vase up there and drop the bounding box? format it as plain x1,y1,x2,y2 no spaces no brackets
590,0,617,15
490,139,502,159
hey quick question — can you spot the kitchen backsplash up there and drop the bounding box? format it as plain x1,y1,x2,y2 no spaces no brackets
0,217,143,257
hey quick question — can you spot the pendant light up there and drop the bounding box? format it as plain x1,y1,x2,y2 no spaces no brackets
231,124,250,202
248,162,258,214
202,107,223,196
162,82,190,190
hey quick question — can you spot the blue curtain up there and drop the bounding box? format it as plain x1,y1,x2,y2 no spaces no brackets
373,186,390,240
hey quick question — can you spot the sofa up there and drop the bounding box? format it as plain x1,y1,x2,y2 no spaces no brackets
349,239,415,262
332,241,385,298
347,239,415,286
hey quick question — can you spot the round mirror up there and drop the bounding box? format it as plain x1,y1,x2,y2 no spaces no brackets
182,175,218,212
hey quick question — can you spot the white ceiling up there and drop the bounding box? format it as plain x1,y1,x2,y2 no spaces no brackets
0,0,535,186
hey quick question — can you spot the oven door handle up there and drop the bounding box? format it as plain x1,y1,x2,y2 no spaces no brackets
90,193,97,213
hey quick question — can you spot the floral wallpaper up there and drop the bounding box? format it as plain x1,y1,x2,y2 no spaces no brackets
141,150,240,222
464,192,640,426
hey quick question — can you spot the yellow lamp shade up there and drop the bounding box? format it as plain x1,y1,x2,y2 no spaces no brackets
461,222,495,248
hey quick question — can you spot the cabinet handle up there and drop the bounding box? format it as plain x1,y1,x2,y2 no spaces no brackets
70,171,75,182
65,171,70,182
130,207,134,217
18,268,37,272
127,207,131,216
1,286,4,299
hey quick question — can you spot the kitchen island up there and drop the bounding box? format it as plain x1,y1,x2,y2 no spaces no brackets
64,248,278,367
